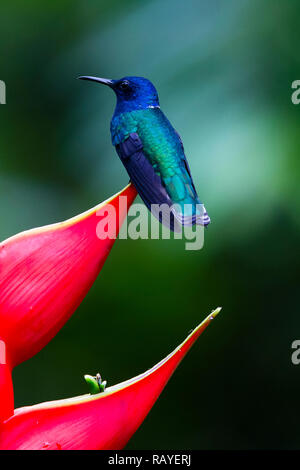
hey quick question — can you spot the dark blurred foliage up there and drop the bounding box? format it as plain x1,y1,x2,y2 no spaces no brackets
0,0,299,449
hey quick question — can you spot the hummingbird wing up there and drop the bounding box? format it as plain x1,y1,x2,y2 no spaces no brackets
115,133,208,232
116,133,181,232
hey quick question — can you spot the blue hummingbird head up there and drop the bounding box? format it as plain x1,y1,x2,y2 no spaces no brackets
78,75,160,115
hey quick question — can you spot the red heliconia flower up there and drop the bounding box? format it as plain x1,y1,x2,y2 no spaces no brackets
0,184,137,421
0,340,14,426
0,308,221,450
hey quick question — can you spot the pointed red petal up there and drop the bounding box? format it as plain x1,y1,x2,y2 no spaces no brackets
0,184,137,368
0,308,221,450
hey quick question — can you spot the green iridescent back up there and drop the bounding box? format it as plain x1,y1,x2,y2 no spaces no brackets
111,107,202,212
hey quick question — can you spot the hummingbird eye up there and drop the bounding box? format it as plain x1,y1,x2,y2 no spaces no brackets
118,80,131,91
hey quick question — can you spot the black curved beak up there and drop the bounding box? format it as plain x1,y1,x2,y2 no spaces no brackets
78,76,114,87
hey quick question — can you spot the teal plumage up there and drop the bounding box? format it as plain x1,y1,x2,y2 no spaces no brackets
79,75,210,228
111,108,199,214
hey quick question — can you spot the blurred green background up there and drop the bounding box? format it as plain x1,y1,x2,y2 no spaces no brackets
0,0,299,449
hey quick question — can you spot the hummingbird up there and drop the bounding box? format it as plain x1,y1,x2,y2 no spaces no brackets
78,75,210,231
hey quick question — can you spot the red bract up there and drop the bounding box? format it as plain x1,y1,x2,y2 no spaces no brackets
0,308,221,450
0,184,137,421
0,341,13,423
